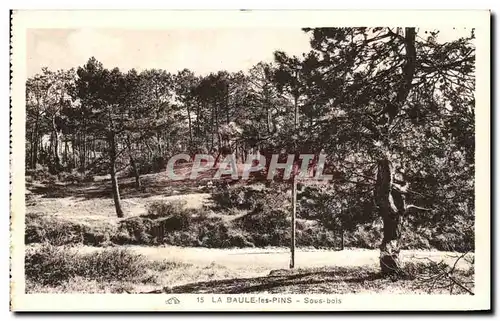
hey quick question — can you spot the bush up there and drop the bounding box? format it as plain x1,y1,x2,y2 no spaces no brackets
237,208,289,236
115,217,155,244
146,200,195,231
344,223,382,249
401,260,450,280
26,165,57,184
297,227,339,249
146,200,185,217
198,221,231,248
211,186,253,210
25,245,149,286
57,170,82,184
163,231,201,247
115,201,210,245
82,172,95,182
400,227,432,250
211,185,289,211
25,213,116,246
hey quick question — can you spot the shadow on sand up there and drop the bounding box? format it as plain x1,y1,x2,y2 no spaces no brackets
26,174,206,200
143,268,382,294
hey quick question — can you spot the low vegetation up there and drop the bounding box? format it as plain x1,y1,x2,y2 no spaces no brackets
25,243,474,294
25,244,240,293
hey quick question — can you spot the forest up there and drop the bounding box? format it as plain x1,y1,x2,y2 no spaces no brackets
25,27,476,294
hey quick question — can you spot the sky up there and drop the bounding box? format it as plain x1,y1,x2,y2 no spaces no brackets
27,28,313,77
27,27,473,77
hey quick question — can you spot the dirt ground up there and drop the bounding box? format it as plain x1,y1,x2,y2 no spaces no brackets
124,245,473,272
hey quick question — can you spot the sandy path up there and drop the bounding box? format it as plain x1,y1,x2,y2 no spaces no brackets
122,245,473,271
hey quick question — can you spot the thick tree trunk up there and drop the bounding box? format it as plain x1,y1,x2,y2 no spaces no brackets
108,133,124,218
373,28,416,275
375,156,405,275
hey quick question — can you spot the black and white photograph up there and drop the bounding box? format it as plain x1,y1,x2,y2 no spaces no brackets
9,10,491,312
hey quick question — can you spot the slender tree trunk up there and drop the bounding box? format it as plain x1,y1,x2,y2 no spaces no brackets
214,101,220,149
225,86,230,125
290,174,297,268
72,134,76,170
210,102,214,152
108,132,124,218
196,103,201,137
63,139,68,168
265,94,271,134
129,154,141,189
293,95,299,131
79,133,84,172
186,102,193,148
82,119,87,171
92,138,96,159
28,124,35,169
32,120,39,168
29,131,34,169
375,156,405,275
126,136,141,189
156,132,162,156
51,115,61,171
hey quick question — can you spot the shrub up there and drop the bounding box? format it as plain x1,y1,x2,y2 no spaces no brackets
161,230,201,247
82,172,95,182
57,170,82,184
211,185,289,211
211,186,250,210
237,208,289,236
198,221,231,248
146,200,186,218
400,227,432,250
344,224,381,249
226,231,255,248
25,213,116,246
26,165,57,184
115,217,155,244
115,202,209,245
148,200,196,227
401,260,450,280
25,245,149,286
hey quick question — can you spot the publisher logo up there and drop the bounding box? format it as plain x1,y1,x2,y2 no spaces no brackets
166,297,180,304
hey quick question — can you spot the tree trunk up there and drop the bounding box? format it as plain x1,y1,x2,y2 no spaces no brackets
108,133,124,218
32,121,39,168
63,139,68,168
82,119,87,171
156,131,162,157
126,136,141,189
72,134,76,170
290,174,297,269
51,115,61,171
214,101,220,149
129,154,141,189
186,102,193,149
225,85,230,125
293,95,299,131
375,156,404,275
